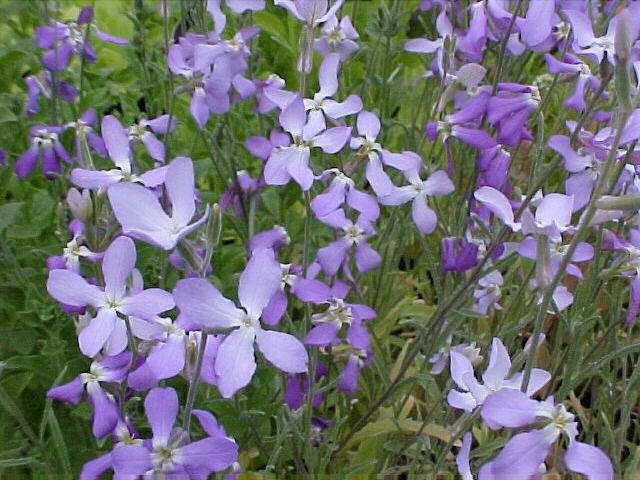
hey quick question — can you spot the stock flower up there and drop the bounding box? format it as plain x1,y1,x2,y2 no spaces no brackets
350,110,419,196
447,338,550,413
35,6,127,72
441,236,479,273
24,72,77,117
315,211,381,275
47,353,130,439
311,169,379,224
47,236,175,357
487,84,540,147
379,169,454,234
127,316,187,391
264,96,350,191
173,248,308,397
112,387,238,477
108,156,209,250
314,15,359,60
564,4,640,65
15,125,70,178
480,388,613,479
404,4,452,76
302,53,362,130
544,53,600,112
126,114,176,163
275,0,345,27
473,270,504,315
71,115,167,189
548,134,601,210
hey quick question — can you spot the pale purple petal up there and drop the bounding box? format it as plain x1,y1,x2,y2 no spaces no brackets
564,441,613,480
112,445,152,475
177,437,238,473
239,249,282,319
102,236,135,298
101,115,131,168
47,269,104,307
411,196,438,234
256,328,308,373
481,338,511,387
312,126,351,153
145,387,178,446
478,430,550,480
174,278,244,329
304,322,339,345
215,327,257,398
165,156,196,228
78,309,117,357
119,289,175,319
481,388,539,429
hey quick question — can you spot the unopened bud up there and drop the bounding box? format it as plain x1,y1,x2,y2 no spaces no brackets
614,11,633,110
535,235,553,288
66,188,92,222
206,203,222,251
596,194,640,211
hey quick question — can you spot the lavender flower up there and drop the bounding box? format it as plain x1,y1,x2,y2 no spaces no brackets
47,353,130,438
480,388,613,479
108,156,209,250
112,387,238,477
173,248,308,397
35,6,127,72
15,125,70,178
46,236,175,357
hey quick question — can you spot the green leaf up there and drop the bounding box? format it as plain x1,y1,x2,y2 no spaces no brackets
0,202,23,232
254,11,294,54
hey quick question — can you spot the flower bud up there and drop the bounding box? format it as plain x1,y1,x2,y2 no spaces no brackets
66,188,92,222
614,10,633,110
596,194,640,211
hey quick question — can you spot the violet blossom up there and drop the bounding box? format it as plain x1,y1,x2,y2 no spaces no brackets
108,156,209,250
15,125,70,179
46,235,175,357
111,387,238,477
173,248,308,398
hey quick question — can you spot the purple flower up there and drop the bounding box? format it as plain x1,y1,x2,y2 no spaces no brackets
487,84,540,147
47,353,130,439
379,169,454,234
275,0,345,27
480,389,613,480
404,4,453,76
302,53,362,130
70,115,167,190
311,169,379,224
24,72,77,117
350,110,419,196
441,236,479,273
544,53,600,112
548,134,599,210
35,6,127,72
564,4,640,65
127,115,176,163
314,15,359,61
47,236,175,357
315,211,381,275
298,278,375,350
15,125,70,179
264,96,350,191
447,338,550,413
108,156,209,250
127,316,187,391
173,248,308,397
112,387,238,477
473,270,504,315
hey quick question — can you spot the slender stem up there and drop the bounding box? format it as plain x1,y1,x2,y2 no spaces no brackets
491,0,523,93
521,108,632,392
181,329,208,435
